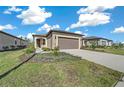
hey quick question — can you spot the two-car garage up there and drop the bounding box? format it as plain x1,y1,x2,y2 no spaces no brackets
33,30,83,49
58,37,79,49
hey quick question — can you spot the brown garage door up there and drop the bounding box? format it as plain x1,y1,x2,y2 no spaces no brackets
58,37,79,49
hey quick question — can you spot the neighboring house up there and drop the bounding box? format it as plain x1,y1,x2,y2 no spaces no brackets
83,36,113,47
0,31,28,51
33,30,84,49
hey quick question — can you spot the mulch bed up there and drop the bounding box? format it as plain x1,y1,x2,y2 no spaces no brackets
28,52,81,63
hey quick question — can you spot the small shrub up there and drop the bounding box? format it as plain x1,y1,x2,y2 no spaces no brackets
17,45,21,49
17,45,26,49
53,46,59,56
22,45,27,48
17,45,23,49
10,45,16,49
112,44,119,49
111,43,124,49
42,47,50,51
106,46,111,49
115,46,119,49
54,46,59,51
25,43,35,54
51,49,54,51
26,48,34,54
91,43,96,50
118,43,124,49
2,46,9,50
80,46,86,49
97,45,106,48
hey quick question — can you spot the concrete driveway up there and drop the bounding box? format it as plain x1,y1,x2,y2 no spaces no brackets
61,49,124,72
61,49,124,87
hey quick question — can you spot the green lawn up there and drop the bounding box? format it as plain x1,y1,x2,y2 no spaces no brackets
0,50,25,74
97,48,124,55
0,52,123,87
84,48,124,55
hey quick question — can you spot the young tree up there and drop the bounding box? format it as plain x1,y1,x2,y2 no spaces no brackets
119,42,124,49
90,41,97,50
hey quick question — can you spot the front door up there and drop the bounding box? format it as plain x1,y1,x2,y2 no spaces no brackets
36,39,41,48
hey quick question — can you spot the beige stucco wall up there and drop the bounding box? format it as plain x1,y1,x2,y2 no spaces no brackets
51,32,83,49
47,34,52,49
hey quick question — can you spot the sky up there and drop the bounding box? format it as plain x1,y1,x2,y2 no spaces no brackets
0,6,124,42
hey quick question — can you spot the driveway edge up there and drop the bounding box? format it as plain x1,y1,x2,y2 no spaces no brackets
112,74,124,87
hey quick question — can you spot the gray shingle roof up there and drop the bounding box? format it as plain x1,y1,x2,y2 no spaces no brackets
84,36,112,41
0,30,26,41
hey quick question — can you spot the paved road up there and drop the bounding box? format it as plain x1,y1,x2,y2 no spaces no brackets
61,49,124,87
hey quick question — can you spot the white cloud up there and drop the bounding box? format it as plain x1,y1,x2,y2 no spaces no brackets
74,31,88,36
65,27,70,31
77,6,115,14
83,33,88,37
8,6,22,12
3,6,22,14
18,33,35,42
0,24,16,30
85,29,88,32
17,6,52,25
37,24,60,32
68,6,115,30
74,31,82,34
3,10,11,14
112,26,124,33
18,35,26,40
70,12,110,28
27,33,35,42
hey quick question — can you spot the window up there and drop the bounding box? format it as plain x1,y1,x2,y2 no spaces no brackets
43,39,46,45
15,40,17,45
102,41,106,46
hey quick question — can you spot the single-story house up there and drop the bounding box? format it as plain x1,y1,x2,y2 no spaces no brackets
0,31,28,51
33,30,84,49
33,30,113,49
83,36,113,47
